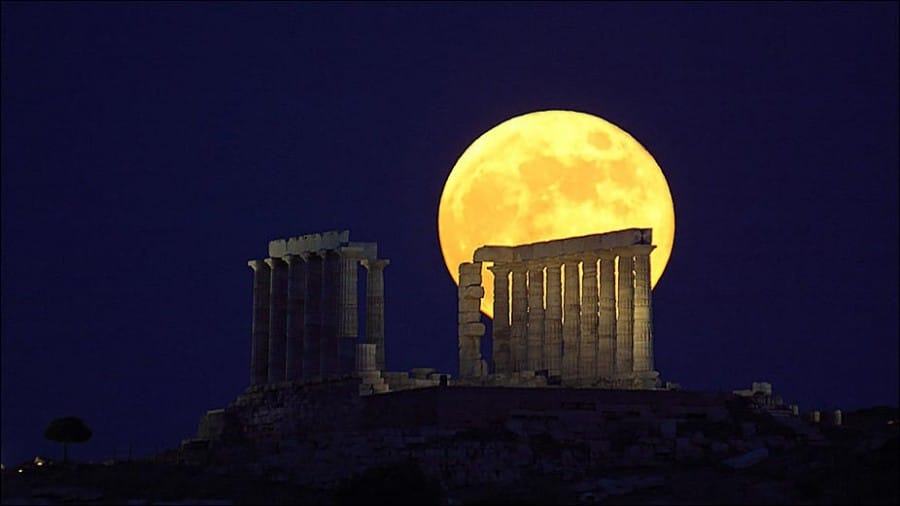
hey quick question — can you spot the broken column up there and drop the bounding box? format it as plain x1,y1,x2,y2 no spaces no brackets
247,259,271,386
458,262,486,378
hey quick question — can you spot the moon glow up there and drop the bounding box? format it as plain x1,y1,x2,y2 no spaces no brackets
438,110,675,318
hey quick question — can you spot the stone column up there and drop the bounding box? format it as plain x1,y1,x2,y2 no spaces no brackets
561,257,581,382
616,253,635,376
247,260,271,386
320,249,341,377
488,263,511,374
264,257,288,383
597,251,617,378
543,262,563,376
355,343,376,373
510,263,528,372
337,247,363,375
284,254,307,382
579,255,599,381
632,245,655,372
458,262,486,378
526,262,545,371
362,258,389,371
303,252,323,379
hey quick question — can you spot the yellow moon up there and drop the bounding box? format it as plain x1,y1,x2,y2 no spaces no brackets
438,110,675,318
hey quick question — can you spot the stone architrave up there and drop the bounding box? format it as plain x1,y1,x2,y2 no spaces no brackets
597,252,617,378
632,245,655,372
303,251,323,379
543,262,563,376
579,255,599,381
510,263,528,372
616,252,635,376
488,263,512,374
265,257,288,383
362,258,389,371
458,262,486,378
526,262,545,371
320,249,341,377
337,247,363,375
284,254,307,382
561,258,581,382
247,260,271,386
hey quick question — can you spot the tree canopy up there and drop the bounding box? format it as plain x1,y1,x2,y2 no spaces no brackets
44,416,92,462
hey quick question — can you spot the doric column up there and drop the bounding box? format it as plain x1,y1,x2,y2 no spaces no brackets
526,262,545,371
355,343,376,373
543,262,563,376
458,262,486,378
561,257,581,382
302,252,323,379
247,260,271,386
320,249,341,377
597,251,617,378
616,252,635,375
488,263,512,374
265,257,288,383
579,254,599,381
284,254,307,382
510,263,529,372
337,247,363,375
361,258,389,371
632,245,656,372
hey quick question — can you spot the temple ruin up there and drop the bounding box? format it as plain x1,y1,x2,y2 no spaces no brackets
458,228,661,389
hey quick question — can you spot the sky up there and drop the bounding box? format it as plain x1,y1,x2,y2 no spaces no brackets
2,2,897,466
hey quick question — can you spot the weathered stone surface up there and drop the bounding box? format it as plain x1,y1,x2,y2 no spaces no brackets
616,254,635,376
462,285,485,299
474,228,651,263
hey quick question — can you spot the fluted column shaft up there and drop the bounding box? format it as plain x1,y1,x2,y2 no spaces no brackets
562,259,581,382
616,253,635,375
526,262,545,371
488,263,512,374
362,258,389,370
544,263,563,375
510,264,528,371
320,250,341,377
598,252,617,378
284,254,307,382
632,245,655,372
579,255,599,380
248,260,271,386
355,343,376,373
303,252,323,378
337,247,362,375
265,257,288,383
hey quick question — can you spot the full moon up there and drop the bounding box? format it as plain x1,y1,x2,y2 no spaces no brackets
438,110,675,318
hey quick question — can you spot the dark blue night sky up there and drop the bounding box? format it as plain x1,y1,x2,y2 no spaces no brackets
2,2,897,466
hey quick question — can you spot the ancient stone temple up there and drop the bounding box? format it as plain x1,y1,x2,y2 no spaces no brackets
458,228,661,389
246,230,390,392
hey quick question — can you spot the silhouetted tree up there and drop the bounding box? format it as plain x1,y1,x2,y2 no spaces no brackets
44,416,92,462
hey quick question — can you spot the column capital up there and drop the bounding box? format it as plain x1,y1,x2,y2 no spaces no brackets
247,259,268,271
264,257,286,269
282,253,306,265
618,244,656,257
597,250,618,260
487,262,511,275
361,258,390,271
509,261,528,273
525,259,546,270
338,245,366,259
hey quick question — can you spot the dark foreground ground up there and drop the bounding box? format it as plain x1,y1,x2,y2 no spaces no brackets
3,408,897,505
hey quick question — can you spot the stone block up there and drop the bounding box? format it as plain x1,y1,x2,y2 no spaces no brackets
462,286,485,299
458,322,486,336
459,272,482,286
458,299,482,312
458,312,481,324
